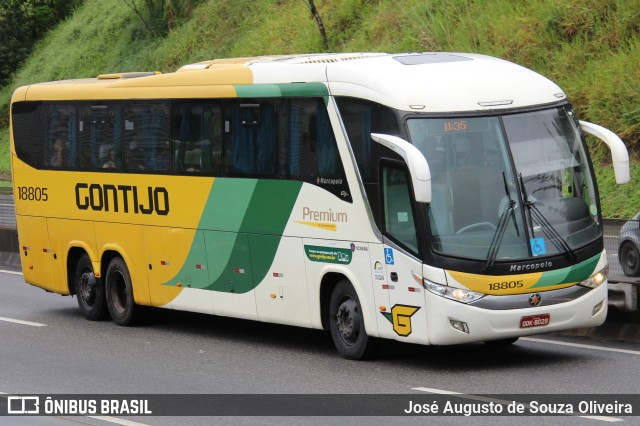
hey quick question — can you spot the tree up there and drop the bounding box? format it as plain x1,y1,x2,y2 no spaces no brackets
303,0,328,51
0,0,82,86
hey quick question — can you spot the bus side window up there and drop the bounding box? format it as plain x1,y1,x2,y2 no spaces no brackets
382,164,419,253
172,102,222,175
12,102,44,169
335,97,400,181
284,98,350,200
287,99,317,178
225,101,277,176
124,102,171,172
45,104,76,169
78,104,121,171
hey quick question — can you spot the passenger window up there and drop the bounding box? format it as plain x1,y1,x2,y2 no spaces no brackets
45,105,76,169
283,98,350,201
172,102,222,174
78,104,121,171
382,165,419,253
225,101,277,176
12,102,43,168
123,102,170,172
336,97,400,180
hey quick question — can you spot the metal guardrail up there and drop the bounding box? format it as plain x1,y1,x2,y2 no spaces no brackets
0,194,16,229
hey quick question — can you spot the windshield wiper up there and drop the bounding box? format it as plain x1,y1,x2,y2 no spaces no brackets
518,174,577,261
484,173,520,271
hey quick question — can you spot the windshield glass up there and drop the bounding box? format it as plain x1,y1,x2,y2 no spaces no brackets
503,107,600,256
407,107,600,261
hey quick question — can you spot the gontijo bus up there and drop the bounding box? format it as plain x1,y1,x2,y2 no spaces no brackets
10,53,629,359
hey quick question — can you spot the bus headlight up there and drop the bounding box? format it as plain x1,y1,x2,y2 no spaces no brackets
423,280,485,303
579,265,609,289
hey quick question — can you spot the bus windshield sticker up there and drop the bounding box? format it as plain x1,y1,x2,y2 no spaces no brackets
530,238,547,256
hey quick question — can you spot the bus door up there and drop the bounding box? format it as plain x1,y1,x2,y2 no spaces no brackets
380,164,429,344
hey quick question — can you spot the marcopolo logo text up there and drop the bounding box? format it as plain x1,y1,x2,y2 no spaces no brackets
509,261,553,272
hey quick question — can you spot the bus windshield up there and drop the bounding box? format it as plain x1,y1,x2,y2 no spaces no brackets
407,106,601,262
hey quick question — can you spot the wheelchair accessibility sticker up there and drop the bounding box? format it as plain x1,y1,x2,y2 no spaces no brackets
530,238,547,256
384,248,394,265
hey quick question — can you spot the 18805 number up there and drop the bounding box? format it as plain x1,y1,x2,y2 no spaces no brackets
17,186,48,201
488,280,523,291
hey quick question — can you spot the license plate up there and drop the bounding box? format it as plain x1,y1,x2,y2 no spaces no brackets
520,314,550,328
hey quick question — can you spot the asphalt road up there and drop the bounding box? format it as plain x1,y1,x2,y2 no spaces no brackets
1,270,640,426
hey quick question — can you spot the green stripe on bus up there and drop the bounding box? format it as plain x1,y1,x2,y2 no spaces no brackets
166,179,302,294
234,83,329,98
530,253,600,288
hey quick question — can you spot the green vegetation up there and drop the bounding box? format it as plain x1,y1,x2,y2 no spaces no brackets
0,0,82,87
1,0,638,217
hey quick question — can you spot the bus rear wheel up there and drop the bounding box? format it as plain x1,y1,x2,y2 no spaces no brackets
329,280,370,360
105,257,139,326
75,253,107,321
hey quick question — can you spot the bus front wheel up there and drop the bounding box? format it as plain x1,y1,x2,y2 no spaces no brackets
329,280,370,360
105,257,139,326
75,253,107,321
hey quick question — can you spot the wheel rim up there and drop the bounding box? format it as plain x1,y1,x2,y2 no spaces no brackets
78,269,96,307
335,297,360,345
110,270,128,314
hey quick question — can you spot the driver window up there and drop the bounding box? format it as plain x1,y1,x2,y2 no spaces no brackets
382,165,418,253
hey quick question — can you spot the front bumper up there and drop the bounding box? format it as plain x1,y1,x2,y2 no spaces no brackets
425,282,607,345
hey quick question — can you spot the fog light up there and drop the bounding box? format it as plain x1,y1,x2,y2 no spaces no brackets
449,318,469,334
591,299,605,318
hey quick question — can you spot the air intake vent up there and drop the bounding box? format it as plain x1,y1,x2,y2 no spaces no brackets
298,56,365,64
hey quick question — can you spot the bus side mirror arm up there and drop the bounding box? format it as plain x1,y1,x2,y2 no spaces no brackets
371,133,432,203
579,121,630,184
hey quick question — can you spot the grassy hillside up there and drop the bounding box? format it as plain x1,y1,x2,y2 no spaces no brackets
2,0,639,217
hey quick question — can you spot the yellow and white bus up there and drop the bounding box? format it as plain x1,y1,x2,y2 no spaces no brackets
10,53,629,359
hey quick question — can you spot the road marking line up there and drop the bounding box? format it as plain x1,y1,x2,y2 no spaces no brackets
0,269,23,275
522,337,640,356
89,416,150,426
413,387,622,422
0,316,46,327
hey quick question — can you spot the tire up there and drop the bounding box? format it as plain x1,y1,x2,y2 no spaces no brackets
74,253,108,320
105,257,139,326
619,241,640,277
329,280,370,360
